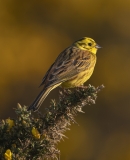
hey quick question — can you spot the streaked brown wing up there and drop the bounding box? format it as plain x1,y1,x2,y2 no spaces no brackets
39,63,54,87
40,46,91,88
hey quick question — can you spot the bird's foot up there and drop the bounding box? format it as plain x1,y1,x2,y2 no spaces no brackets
76,85,87,89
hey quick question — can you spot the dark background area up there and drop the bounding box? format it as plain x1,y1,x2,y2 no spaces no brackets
0,0,130,159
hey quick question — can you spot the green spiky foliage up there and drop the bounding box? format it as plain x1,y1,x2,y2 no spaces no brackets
0,85,104,160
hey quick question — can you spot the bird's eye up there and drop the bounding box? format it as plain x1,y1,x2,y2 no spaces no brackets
88,43,92,46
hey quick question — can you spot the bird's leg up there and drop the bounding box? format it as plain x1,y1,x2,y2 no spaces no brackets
76,85,88,89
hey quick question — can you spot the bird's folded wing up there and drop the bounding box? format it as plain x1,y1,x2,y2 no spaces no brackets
39,46,91,88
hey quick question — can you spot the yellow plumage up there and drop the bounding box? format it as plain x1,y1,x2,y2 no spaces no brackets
28,37,101,111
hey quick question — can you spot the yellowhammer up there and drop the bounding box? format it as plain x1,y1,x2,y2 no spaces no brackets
28,37,101,111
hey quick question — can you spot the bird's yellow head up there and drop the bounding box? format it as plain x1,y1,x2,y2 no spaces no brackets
73,37,101,54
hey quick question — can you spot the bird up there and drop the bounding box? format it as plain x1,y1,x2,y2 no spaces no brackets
28,37,101,111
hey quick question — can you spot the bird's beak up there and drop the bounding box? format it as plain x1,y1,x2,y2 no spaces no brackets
95,44,102,49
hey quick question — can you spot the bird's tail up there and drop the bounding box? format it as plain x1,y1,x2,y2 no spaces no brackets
28,87,53,112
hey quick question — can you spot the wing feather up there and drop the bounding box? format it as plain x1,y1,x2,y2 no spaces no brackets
39,46,92,88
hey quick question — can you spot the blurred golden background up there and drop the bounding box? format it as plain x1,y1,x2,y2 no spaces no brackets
0,0,130,159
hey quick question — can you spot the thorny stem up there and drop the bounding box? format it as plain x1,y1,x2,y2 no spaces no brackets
0,84,104,160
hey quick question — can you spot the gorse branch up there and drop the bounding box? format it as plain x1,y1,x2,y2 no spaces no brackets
0,84,104,160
